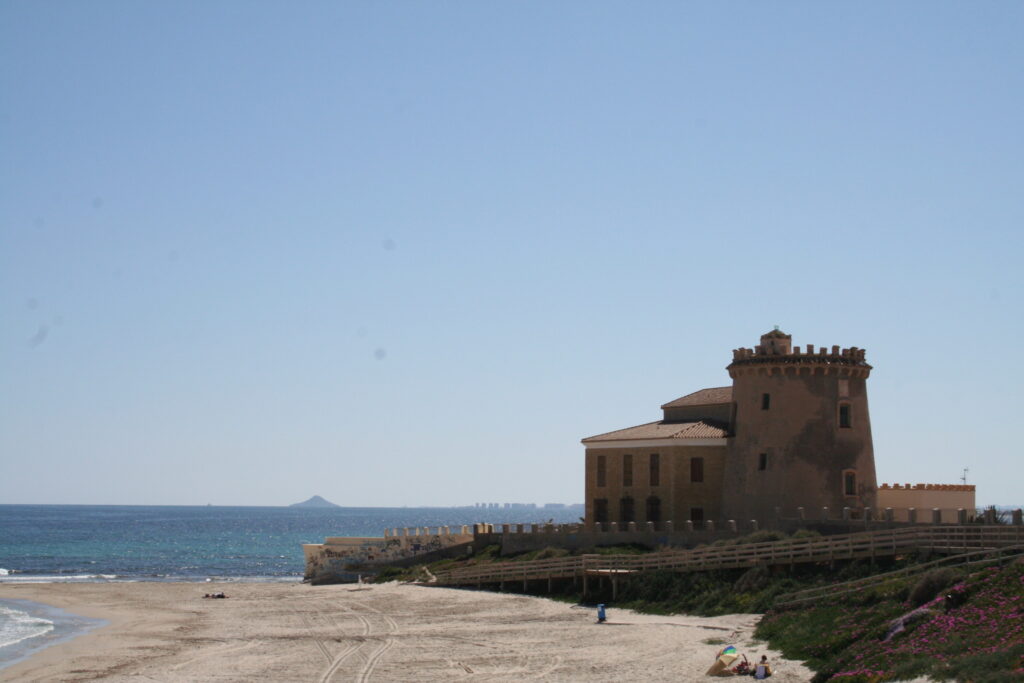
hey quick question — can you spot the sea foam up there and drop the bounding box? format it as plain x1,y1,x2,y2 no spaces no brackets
0,604,54,649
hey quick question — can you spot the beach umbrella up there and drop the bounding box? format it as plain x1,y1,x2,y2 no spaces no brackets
705,645,739,676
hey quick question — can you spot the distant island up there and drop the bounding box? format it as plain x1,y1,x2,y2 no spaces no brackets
290,495,339,508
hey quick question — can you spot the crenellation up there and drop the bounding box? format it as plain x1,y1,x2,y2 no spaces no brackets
879,482,975,492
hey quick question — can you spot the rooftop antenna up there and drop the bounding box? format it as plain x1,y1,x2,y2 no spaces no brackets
960,468,969,485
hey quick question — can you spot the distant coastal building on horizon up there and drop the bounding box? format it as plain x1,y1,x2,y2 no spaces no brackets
582,329,975,529
472,503,584,510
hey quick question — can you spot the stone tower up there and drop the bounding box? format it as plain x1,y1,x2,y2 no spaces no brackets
721,329,877,521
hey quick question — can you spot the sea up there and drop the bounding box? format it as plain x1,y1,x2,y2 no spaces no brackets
0,503,583,669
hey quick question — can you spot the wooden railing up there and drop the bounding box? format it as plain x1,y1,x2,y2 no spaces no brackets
433,525,1024,588
773,542,1024,610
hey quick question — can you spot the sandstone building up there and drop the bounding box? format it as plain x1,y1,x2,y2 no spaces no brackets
582,330,879,527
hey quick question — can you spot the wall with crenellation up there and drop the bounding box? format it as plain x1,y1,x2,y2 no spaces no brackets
876,483,976,522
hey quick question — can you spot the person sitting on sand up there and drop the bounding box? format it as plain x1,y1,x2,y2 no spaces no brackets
754,655,772,679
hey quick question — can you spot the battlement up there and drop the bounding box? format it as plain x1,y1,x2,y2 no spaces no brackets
879,482,976,492
727,343,871,377
731,344,868,363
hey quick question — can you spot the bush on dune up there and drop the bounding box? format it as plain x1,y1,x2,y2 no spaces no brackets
756,561,1024,682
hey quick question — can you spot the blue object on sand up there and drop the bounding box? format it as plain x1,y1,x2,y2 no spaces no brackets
597,604,606,622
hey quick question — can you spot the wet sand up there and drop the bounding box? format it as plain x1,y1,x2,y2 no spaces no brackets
0,581,815,681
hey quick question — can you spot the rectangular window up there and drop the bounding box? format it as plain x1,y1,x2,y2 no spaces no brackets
690,507,704,523
762,393,771,410
619,497,635,523
649,453,660,486
623,454,633,487
758,452,768,471
839,404,852,428
690,457,704,483
844,471,857,496
596,456,606,487
593,498,608,524
645,496,661,523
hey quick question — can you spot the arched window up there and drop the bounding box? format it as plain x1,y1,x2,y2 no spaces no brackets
645,496,661,523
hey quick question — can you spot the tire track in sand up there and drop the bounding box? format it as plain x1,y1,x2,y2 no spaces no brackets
294,609,333,664
169,640,260,672
351,600,399,683
317,602,372,683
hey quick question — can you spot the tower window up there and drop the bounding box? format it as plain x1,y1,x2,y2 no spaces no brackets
690,507,704,523
690,457,704,483
623,454,633,487
758,453,768,471
762,393,771,410
619,496,635,523
596,456,606,487
839,404,852,428
649,453,660,486
843,470,857,496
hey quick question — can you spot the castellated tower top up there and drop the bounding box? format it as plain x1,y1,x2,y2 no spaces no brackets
728,329,871,378
760,328,792,354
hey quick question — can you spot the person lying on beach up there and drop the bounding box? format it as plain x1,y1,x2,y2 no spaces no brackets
202,592,227,599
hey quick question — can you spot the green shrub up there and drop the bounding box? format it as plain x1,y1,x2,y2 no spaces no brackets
741,530,788,544
372,566,407,583
943,643,1024,683
791,529,822,539
733,564,771,593
591,544,648,555
908,567,960,607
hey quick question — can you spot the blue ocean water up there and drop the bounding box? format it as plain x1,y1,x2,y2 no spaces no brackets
0,504,583,582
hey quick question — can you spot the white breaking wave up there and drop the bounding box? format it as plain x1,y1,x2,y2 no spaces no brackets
0,569,9,576
0,605,54,649
0,574,120,584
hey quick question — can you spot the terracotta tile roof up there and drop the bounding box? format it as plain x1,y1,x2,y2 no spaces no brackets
582,419,729,443
660,386,732,409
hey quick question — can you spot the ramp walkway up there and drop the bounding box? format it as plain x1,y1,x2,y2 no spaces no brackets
432,525,1024,597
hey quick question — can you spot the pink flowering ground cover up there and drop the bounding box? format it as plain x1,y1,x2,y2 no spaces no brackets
755,562,1024,682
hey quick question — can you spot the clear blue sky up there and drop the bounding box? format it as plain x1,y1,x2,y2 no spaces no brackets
2,2,1021,507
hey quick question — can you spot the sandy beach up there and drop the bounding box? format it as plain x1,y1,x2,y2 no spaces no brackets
0,581,814,682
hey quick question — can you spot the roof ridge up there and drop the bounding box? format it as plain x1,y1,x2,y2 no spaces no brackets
581,420,663,441
660,386,733,409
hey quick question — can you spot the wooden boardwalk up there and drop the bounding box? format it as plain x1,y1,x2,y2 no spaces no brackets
772,541,1024,610
433,525,1024,597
